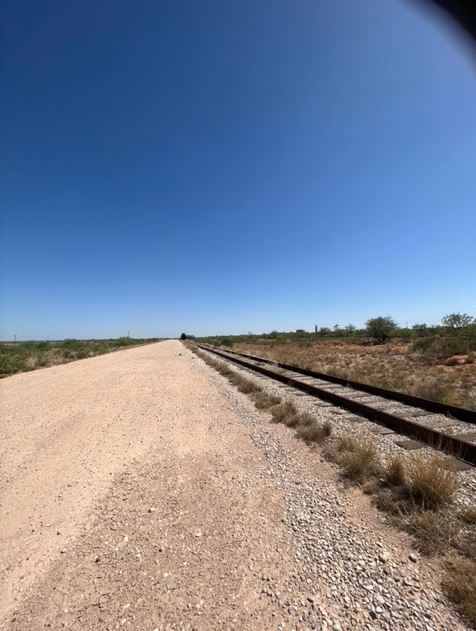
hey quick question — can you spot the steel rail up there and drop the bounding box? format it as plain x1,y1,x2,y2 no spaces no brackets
197,344,476,466
200,345,476,424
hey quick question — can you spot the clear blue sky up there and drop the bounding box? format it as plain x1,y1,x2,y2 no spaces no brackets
1,0,475,339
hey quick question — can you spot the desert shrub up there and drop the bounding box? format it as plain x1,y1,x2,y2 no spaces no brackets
413,334,476,362
218,337,233,347
406,510,462,555
365,316,398,344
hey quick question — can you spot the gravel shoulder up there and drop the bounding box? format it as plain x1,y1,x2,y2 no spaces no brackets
0,341,470,630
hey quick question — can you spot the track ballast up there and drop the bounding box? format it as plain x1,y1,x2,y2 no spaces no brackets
198,344,476,466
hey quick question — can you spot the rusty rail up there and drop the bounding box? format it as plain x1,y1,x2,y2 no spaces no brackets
198,344,476,466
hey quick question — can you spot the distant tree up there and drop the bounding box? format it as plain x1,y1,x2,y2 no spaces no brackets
345,324,356,332
412,323,429,337
180,333,187,340
319,327,331,335
366,316,398,344
441,313,473,329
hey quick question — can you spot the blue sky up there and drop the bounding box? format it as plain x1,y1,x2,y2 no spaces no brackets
1,0,475,339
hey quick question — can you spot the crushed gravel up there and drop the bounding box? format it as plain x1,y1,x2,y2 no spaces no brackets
193,349,472,629
199,349,476,508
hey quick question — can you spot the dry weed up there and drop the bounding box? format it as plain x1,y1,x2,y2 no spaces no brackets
385,455,406,486
406,457,458,509
442,555,476,627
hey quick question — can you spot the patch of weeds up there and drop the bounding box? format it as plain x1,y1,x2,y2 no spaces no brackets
338,436,355,452
442,556,476,627
232,375,261,394
385,455,406,486
296,418,332,444
252,391,281,410
406,457,458,509
406,509,461,555
270,400,298,424
339,438,380,484
371,487,407,515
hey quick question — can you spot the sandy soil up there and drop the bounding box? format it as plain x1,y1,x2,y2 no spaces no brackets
0,341,468,630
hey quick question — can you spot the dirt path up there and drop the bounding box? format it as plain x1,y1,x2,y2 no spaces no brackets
0,341,468,630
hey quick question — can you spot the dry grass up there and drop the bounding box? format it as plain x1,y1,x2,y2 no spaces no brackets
232,375,261,394
270,400,298,424
461,507,476,526
338,436,355,452
296,418,332,444
442,556,476,627
406,457,458,509
268,400,333,445
252,391,281,410
191,347,263,397
385,455,406,486
406,509,462,555
231,339,476,411
338,438,380,483
295,423,320,442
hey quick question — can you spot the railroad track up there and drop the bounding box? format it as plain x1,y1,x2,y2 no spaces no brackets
197,344,476,466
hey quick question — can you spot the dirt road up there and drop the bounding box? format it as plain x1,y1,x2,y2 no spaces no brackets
0,341,467,630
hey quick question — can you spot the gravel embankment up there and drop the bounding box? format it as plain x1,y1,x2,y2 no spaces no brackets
192,349,471,630
198,349,476,507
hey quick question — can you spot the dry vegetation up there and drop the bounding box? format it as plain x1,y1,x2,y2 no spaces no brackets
188,344,476,627
229,338,476,411
0,338,159,376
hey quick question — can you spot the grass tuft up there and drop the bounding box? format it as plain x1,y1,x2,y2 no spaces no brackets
406,457,458,509
406,509,461,555
296,419,333,444
271,400,298,424
340,439,379,483
252,391,281,410
385,455,406,486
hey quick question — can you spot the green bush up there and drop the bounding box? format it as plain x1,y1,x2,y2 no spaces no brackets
365,316,398,344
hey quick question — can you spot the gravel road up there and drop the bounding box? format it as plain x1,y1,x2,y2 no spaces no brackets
0,341,469,630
